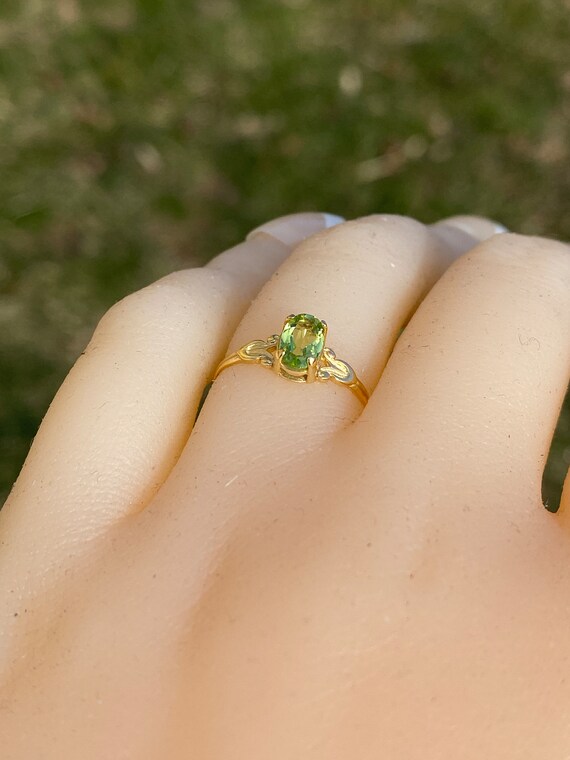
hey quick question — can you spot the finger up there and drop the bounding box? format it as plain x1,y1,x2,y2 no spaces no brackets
351,232,570,527
151,214,482,519
0,212,340,565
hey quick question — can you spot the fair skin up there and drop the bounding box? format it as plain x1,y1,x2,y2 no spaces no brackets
0,212,569,759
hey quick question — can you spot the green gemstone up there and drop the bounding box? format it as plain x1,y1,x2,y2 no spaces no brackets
279,313,326,371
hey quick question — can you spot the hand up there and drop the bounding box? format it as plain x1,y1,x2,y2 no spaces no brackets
1,212,569,759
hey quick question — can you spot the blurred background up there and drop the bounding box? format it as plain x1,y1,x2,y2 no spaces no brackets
0,0,568,506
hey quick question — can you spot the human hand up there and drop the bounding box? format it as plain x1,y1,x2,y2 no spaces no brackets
1,212,569,759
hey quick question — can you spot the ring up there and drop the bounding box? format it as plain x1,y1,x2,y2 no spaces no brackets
212,313,369,405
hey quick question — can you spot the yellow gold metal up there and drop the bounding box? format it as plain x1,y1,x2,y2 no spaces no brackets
212,315,369,405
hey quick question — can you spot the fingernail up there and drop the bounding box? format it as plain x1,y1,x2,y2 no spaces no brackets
246,212,344,246
429,224,478,258
432,215,508,242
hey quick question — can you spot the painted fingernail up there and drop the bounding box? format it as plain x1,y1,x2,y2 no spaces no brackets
246,212,345,246
432,215,508,242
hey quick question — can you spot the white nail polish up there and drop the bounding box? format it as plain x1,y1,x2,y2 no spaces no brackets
432,215,509,242
322,213,345,228
246,212,345,246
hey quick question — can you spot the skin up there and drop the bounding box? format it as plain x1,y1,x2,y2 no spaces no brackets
0,212,569,759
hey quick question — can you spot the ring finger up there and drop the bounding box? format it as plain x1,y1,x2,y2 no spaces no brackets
147,214,486,528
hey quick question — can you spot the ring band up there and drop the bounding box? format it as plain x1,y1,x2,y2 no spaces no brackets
212,313,369,405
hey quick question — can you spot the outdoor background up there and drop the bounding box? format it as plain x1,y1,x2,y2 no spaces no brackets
0,0,568,507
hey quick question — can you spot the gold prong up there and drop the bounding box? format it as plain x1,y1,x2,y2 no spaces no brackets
306,356,317,382
273,346,284,375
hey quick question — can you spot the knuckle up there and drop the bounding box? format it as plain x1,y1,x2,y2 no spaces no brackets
317,213,424,246
295,214,430,270
96,268,239,333
97,269,194,329
468,232,570,284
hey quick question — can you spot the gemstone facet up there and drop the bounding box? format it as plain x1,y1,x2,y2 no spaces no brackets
279,313,326,371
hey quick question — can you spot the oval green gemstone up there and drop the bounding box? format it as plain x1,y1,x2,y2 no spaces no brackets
279,313,325,371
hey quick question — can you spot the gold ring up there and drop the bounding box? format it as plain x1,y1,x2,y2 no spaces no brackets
212,313,369,405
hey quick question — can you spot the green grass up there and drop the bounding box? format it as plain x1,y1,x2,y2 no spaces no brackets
0,0,568,506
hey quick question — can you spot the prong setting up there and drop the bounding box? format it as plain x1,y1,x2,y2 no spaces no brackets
273,346,284,374
306,356,317,382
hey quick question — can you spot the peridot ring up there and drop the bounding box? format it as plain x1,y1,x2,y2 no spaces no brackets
212,313,369,405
